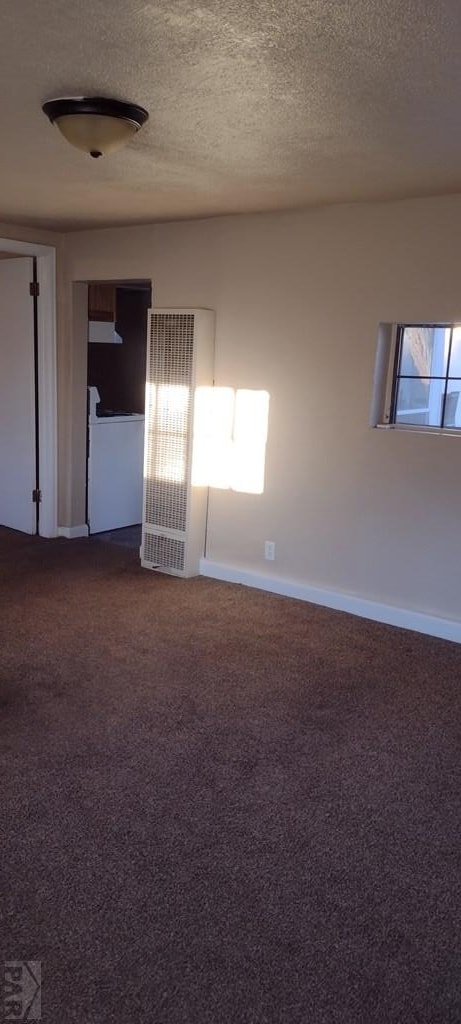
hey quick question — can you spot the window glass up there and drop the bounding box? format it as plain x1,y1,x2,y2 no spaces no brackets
400,326,449,378
394,377,443,426
447,325,461,378
442,387,461,427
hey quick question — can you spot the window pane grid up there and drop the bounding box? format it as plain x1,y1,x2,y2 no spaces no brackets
391,324,461,429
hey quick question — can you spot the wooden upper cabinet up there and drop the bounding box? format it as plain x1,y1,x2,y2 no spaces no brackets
88,283,116,322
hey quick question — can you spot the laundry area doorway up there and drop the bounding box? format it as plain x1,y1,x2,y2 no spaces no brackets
86,279,152,542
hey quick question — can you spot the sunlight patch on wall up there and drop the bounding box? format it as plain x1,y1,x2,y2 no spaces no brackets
192,387,270,494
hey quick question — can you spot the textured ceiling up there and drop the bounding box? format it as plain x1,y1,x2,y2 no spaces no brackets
2,0,461,230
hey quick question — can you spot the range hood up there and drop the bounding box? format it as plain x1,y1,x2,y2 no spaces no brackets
88,319,122,344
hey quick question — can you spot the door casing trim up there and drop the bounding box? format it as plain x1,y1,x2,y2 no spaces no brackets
0,239,57,537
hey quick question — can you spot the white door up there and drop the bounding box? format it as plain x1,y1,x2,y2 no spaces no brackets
0,257,37,534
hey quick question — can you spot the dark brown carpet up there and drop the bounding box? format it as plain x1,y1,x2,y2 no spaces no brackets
1,527,461,1023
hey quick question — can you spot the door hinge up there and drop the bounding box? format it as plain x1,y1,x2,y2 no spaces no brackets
32,488,42,504
29,281,40,298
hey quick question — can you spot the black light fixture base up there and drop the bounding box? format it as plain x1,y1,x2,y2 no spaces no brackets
42,96,149,129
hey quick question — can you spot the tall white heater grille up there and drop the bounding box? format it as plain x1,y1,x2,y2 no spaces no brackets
141,309,215,576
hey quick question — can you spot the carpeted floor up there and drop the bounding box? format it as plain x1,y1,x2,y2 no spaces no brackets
91,523,142,550
1,527,461,1023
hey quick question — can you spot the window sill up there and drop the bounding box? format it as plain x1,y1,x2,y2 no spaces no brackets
375,423,461,436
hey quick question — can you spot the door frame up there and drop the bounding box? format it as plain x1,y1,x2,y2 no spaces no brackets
0,238,57,537
83,277,152,535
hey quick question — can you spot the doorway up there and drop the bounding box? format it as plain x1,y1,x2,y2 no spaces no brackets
85,279,152,545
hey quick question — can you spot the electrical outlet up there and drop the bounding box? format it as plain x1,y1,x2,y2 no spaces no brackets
264,540,275,561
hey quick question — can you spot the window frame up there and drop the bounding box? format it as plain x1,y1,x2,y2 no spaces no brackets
381,322,461,434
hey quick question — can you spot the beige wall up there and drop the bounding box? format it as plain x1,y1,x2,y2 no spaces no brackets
63,196,461,620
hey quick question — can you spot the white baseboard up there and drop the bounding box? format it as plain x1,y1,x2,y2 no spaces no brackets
58,524,89,540
200,559,461,645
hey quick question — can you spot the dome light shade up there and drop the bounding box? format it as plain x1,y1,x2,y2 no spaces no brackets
42,97,149,158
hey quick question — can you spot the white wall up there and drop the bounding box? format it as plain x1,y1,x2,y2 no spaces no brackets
64,195,461,623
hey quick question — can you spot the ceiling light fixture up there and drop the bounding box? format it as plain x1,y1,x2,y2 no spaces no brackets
42,96,149,158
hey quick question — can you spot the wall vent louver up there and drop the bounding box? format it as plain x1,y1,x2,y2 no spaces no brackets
141,309,215,577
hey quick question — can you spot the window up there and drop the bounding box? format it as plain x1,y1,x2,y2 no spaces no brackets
384,324,461,430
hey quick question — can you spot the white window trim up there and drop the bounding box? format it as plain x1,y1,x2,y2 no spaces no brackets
376,423,461,436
